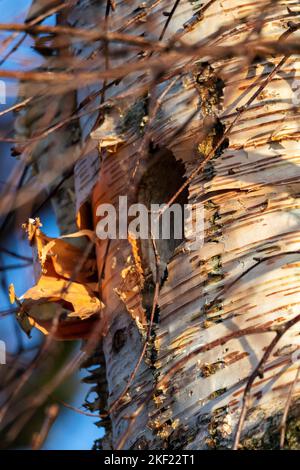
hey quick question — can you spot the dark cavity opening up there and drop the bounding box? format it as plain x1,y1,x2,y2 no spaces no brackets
137,147,189,282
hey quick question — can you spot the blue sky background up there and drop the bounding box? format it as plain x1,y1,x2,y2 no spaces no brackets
0,0,103,449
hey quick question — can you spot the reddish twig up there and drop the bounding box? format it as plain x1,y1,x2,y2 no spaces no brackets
56,399,98,418
233,313,300,450
279,365,300,449
31,404,59,450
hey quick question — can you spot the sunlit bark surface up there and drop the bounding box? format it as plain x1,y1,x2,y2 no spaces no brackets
13,0,300,449
84,0,300,449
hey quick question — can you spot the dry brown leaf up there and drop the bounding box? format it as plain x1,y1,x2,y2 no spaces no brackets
41,238,97,283
27,314,103,340
23,219,97,283
22,276,103,320
15,219,105,339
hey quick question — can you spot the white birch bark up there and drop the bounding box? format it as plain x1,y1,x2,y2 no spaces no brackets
14,0,300,450
87,0,300,449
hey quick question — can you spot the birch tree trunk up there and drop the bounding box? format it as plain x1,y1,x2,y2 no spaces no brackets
11,0,300,450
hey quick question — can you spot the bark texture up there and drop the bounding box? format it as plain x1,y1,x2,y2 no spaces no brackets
87,0,300,449
13,0,300,450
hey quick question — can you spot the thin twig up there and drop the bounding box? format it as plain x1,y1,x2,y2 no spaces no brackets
57,399,98,418
279,365,300,449
0,22,165,50
0,246,32,262
233,313,300,450
159,0,182,41
31,404,59,450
